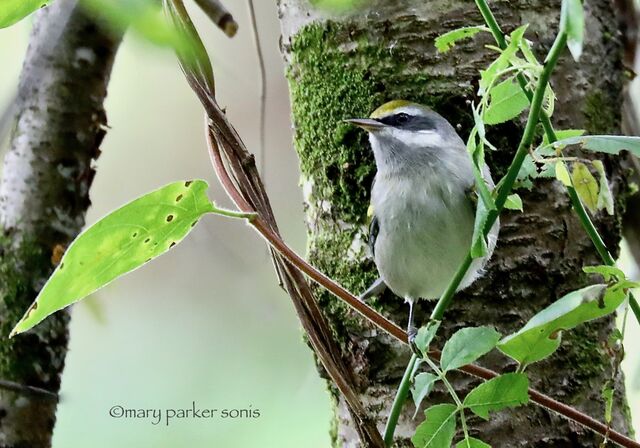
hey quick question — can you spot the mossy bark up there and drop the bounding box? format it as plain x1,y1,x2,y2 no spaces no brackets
278,0,632,446
0,1,120,446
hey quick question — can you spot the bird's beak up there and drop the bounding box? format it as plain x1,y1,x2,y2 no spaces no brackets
344,118,385,132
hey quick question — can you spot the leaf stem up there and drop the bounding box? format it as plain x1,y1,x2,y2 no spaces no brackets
383,354,419,446
424,357,471,441
211,204,258,220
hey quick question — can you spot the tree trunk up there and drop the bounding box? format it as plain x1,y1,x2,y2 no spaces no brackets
0,1,120,445
278,0,633,446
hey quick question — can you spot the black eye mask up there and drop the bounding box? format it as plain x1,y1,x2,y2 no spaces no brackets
377,113,437,131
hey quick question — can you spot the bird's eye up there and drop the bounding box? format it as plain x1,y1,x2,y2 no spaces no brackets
396,113,410,123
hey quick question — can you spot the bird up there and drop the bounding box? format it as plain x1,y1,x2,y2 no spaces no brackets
345,100,499,350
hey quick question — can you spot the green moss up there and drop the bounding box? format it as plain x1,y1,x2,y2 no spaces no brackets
286,21,467,224
583,90,619,135
0,235,67,385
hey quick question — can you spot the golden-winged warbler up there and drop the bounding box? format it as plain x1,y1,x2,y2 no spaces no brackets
346,100,500,350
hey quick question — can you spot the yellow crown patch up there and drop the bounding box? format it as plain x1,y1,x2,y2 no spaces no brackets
369,100,413,119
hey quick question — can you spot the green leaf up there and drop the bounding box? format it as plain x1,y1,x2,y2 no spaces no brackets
504,194,523,212
435,26,489,53
0,0,51,28
415,320,442,355
541,129,585,147
593,160,614,215
550,135,640,156
555,161,572,187
412,404,458,448
479,25,528,95
440,326,501,373
463,373,529,419
571,162,598,213
560,0,585,61
542,84,555,117
470,200,489,259
11,180,217,336
412,373,439,416
498,284,625,365
81,0,188,50
455,437,492,448
582,265,625,282
309,0,365,12
602,381,614,424
484,78,529,125
515,155,537,189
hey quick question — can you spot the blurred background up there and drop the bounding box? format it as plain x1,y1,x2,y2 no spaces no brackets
0,1,638,447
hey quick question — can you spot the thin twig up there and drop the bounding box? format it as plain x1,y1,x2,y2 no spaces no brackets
193,0,238,37
0,379,58,402
246,0,267,180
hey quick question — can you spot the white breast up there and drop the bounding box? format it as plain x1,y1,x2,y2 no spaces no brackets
371,161,498,300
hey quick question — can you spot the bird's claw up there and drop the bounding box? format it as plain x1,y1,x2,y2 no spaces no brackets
408,326,422,357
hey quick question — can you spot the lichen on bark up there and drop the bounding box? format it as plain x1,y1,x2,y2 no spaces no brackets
279,0,633,446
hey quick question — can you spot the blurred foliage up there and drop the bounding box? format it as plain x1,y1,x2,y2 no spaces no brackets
0,0,51,28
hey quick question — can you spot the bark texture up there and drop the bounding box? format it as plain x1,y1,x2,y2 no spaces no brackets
0,1,120,445
278,0,633,446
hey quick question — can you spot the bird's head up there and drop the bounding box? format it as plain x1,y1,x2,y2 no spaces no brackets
345,100,464,171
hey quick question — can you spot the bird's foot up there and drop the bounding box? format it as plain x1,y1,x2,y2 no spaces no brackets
407,326,422,358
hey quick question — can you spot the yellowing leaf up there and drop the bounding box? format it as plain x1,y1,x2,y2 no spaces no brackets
504,194,523,212
555,161,572,186
571,162,598,213
593,160,614,215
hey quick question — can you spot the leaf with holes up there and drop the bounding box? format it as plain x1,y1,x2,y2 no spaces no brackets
435,26,488,53
412,403,458,448
497,284,625,366
11,180,217,336
0,0,51,28
440,326,501,373
463,373,529,419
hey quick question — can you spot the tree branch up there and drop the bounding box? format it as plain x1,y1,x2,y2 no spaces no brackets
0,0,121,445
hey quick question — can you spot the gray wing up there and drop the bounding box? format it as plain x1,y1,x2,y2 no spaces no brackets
358,212,387,302
368,214,379,259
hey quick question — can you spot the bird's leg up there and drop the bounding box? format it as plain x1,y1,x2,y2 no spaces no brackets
358,277,387,302
406,298,421,357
